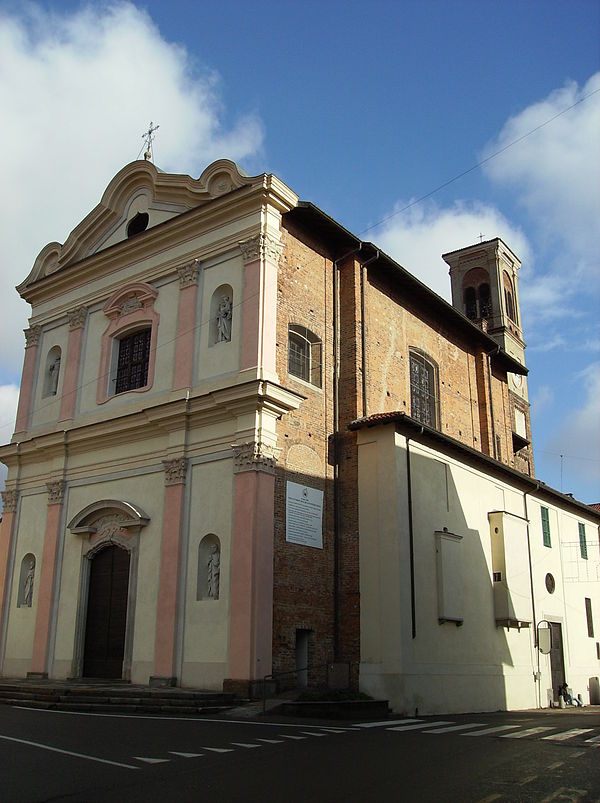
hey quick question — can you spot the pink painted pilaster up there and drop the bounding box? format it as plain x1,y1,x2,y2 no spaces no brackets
59,306,88,421
152,458,186,684
173,261,200,390
227,442,277,687
0,491,19,657
239,234,282,376
30,481,65,677
14,326,41,434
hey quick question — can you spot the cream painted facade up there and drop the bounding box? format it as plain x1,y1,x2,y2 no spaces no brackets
0,159,303,690
354,417,600,714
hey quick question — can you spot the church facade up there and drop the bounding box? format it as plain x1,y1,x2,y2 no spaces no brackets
0,159,598,712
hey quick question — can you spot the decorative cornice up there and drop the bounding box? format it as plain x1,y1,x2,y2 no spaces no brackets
68,305,89,330
232,441,280,475
163,457,187,486
177,259,201,289
239,233,284,265
1,489,19,513
46,480,66,505
24,326,42,348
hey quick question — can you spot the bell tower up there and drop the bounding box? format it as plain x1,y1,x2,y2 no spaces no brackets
443,238,533,475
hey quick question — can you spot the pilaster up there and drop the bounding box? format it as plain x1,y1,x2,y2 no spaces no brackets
59,306,88,421
0,490,19,671
14,327,42,434
173,260,200,390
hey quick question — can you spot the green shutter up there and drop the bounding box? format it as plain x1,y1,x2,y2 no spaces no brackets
579,522,588,560
541,507,551,547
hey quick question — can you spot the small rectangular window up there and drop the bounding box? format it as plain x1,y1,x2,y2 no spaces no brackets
115,329,151,394
579,522,588,560
541,506,551,548
585,597,594,638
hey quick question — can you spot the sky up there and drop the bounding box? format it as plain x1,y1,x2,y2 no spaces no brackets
0,0,599,506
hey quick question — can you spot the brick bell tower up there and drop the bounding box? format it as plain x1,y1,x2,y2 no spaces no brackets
443,238,534,476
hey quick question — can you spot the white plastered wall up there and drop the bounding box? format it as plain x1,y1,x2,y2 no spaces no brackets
357,425,600,714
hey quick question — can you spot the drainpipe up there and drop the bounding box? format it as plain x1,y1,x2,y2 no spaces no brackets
333,244,362,661
406,428,423,640
487,346,500,459
359,251,379,418
524,482,541,706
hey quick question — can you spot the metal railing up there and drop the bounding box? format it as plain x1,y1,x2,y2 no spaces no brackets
261,661,351,714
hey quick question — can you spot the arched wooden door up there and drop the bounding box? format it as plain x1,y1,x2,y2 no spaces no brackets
83,545,130,678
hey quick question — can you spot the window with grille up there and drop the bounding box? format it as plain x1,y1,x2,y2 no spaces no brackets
288,325,322,388
541,506,551,548
579,522,588,560
115,329,151,394
409,351,438,428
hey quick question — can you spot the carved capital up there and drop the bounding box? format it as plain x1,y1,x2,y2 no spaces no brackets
177,259,201,289
163,457,187,486
232,441,280,475
24,326,42,349
239,233,283,265
46,480,66,505
67,305,88,330
1,489,19,513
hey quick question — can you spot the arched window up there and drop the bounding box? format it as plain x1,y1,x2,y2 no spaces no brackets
464,287,477,320
478,283,491,318
127,212,149,238
503,271,518,324
409,350,439,428
17,554,36,607
288,325,322,388
197,535,221,600
43,346,61,398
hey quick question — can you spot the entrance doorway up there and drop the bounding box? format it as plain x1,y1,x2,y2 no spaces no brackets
295,629,310,688
549,622,566,703
83,546,130,679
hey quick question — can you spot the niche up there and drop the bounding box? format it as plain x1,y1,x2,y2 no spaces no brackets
17,554,36,607
197,535,221,600
43,346,61,398
209,285,233,346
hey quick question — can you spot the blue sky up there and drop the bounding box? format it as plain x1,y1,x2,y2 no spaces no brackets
0,0,599,503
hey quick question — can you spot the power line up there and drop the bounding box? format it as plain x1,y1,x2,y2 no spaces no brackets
359,86,600,236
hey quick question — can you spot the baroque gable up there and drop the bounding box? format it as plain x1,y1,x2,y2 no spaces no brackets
18,159,259,294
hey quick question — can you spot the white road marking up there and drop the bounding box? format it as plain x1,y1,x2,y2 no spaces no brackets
388,721,453,732
134,757,170,764
541,788,588,802
301,731,329,737
519,775,538,786
0,733,138,770
475,795,502,803
500,727,554,739
231,742,261,748
279,734,306,740
202,747,234,753
463,725,521,736
256,738,284,744
542,729,593,742
546,762,564,770
169,751,203,758
355,719,421,728
424,723,485,734
585,735,600,745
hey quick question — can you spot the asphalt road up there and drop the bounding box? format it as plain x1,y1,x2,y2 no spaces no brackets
0,705,598,802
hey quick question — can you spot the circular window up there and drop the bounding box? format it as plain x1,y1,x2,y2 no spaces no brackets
545,573,556,594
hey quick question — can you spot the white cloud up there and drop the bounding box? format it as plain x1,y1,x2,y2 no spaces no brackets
530,384,554,416
375,200,530,301
545,362,600,485
482,73,600,273
0,384,19,503
0,2,264,379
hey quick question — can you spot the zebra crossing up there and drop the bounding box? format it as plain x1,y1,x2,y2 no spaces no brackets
359,717,600,746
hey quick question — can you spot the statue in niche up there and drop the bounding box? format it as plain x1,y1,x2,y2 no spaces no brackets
23,560,35,607
48,355,61,395
207,544,220,599
216,295,232,342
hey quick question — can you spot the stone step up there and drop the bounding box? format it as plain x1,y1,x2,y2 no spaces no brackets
5,698,232,716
